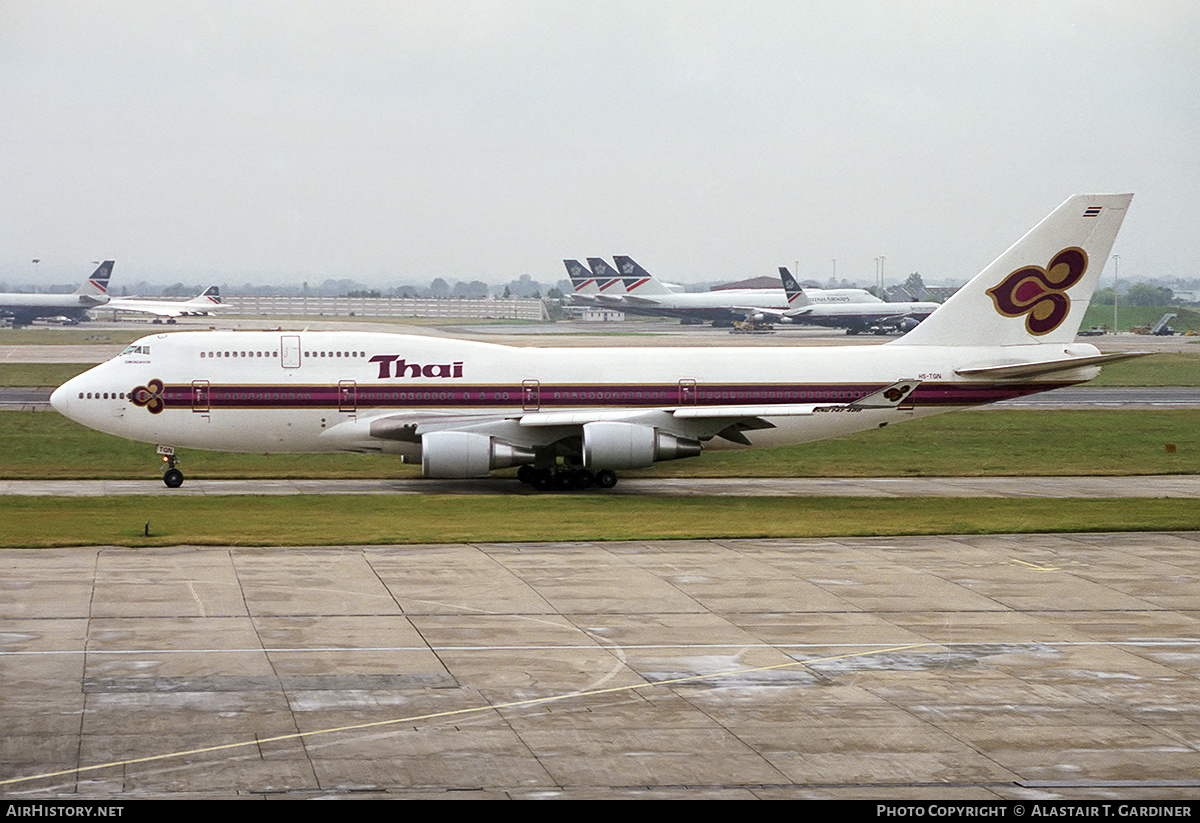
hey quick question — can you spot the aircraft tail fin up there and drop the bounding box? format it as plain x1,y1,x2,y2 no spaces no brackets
892,194,1132,347
75,261,113,299
199,286,221,303
564,260,597,294
779,267,810,308
586,258,627,293
613,256,675,295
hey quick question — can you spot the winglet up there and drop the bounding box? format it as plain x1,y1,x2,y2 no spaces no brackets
848,380,921,409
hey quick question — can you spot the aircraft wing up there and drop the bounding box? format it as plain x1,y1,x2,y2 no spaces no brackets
874,311,921,325
104,296,230,318
361,381,920,449
732,305,812,321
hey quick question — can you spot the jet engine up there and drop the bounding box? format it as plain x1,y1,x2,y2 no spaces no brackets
421,431,536,478
582,422,702,470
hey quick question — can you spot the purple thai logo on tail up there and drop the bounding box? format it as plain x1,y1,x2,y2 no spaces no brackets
985,247,1088,335
130,379,166,414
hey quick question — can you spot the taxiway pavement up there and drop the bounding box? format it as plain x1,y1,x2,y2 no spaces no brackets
2,532,1198,799
2,475,1200,498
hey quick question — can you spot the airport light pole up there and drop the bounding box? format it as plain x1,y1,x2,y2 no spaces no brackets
1111,254,1120,334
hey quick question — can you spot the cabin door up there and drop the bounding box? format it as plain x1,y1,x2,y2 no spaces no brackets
338,380,357,414
281,335,301,369
191,380,211,414
522,379,540,411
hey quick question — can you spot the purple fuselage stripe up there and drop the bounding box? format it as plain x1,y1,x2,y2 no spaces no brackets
154,381,1070,411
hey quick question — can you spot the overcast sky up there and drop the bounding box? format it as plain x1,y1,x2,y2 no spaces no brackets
2,1,1196,289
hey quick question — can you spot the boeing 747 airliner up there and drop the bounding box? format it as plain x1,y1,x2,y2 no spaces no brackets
52,195,1139,491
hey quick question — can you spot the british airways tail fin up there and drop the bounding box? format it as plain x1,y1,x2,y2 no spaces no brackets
893,194,1132,347
613,256,675,296
75,260,113,299
585,258,627,293
778,267,810,309
564,260,597,294
189,285,222,306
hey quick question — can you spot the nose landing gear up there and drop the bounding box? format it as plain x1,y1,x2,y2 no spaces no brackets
158,445,184,488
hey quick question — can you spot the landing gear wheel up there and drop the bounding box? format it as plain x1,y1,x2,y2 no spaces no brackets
517,465,537,485
572,468,595,489
594,469,618,489
163,468,184,488
531,468,555,492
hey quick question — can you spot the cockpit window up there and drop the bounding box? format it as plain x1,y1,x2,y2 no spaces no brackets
120,345,150,356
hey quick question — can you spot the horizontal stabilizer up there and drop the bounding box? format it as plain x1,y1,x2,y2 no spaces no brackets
954,351,1152,379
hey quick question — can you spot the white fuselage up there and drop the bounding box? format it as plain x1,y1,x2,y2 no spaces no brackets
779,299,943,330
104,297,227,318
0,292,108,323
51,330,1101,459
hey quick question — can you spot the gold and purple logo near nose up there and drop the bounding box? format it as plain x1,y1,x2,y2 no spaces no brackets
986,247,1088,335
130,379,166,414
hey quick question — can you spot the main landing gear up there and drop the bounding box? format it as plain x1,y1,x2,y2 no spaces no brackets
516,464,618,492
158,445,184,488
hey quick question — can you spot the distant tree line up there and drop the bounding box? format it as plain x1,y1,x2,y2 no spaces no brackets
1092,284,1178,306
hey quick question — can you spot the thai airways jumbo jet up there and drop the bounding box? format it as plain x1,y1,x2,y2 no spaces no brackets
0,261,113,326
104,286,232,323
52,194,1139,491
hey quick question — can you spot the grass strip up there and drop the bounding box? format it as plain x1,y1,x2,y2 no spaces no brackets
2,495,1196,548
4,408,1195,479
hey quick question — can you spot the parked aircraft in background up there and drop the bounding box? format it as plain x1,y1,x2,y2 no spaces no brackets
568,256,896,327
740,267,942,334
563,259,624,301
570,256,785,325
0,261,113,327
53,194,1139,492
104,286,232,323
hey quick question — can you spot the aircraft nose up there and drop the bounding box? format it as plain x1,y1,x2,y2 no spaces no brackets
49,381,73,417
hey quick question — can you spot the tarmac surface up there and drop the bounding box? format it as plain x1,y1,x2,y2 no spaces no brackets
2,475,1200,498
2,532,1198,799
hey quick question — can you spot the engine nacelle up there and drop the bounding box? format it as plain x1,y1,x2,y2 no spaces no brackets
582,422,702,470
421,431,535,478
